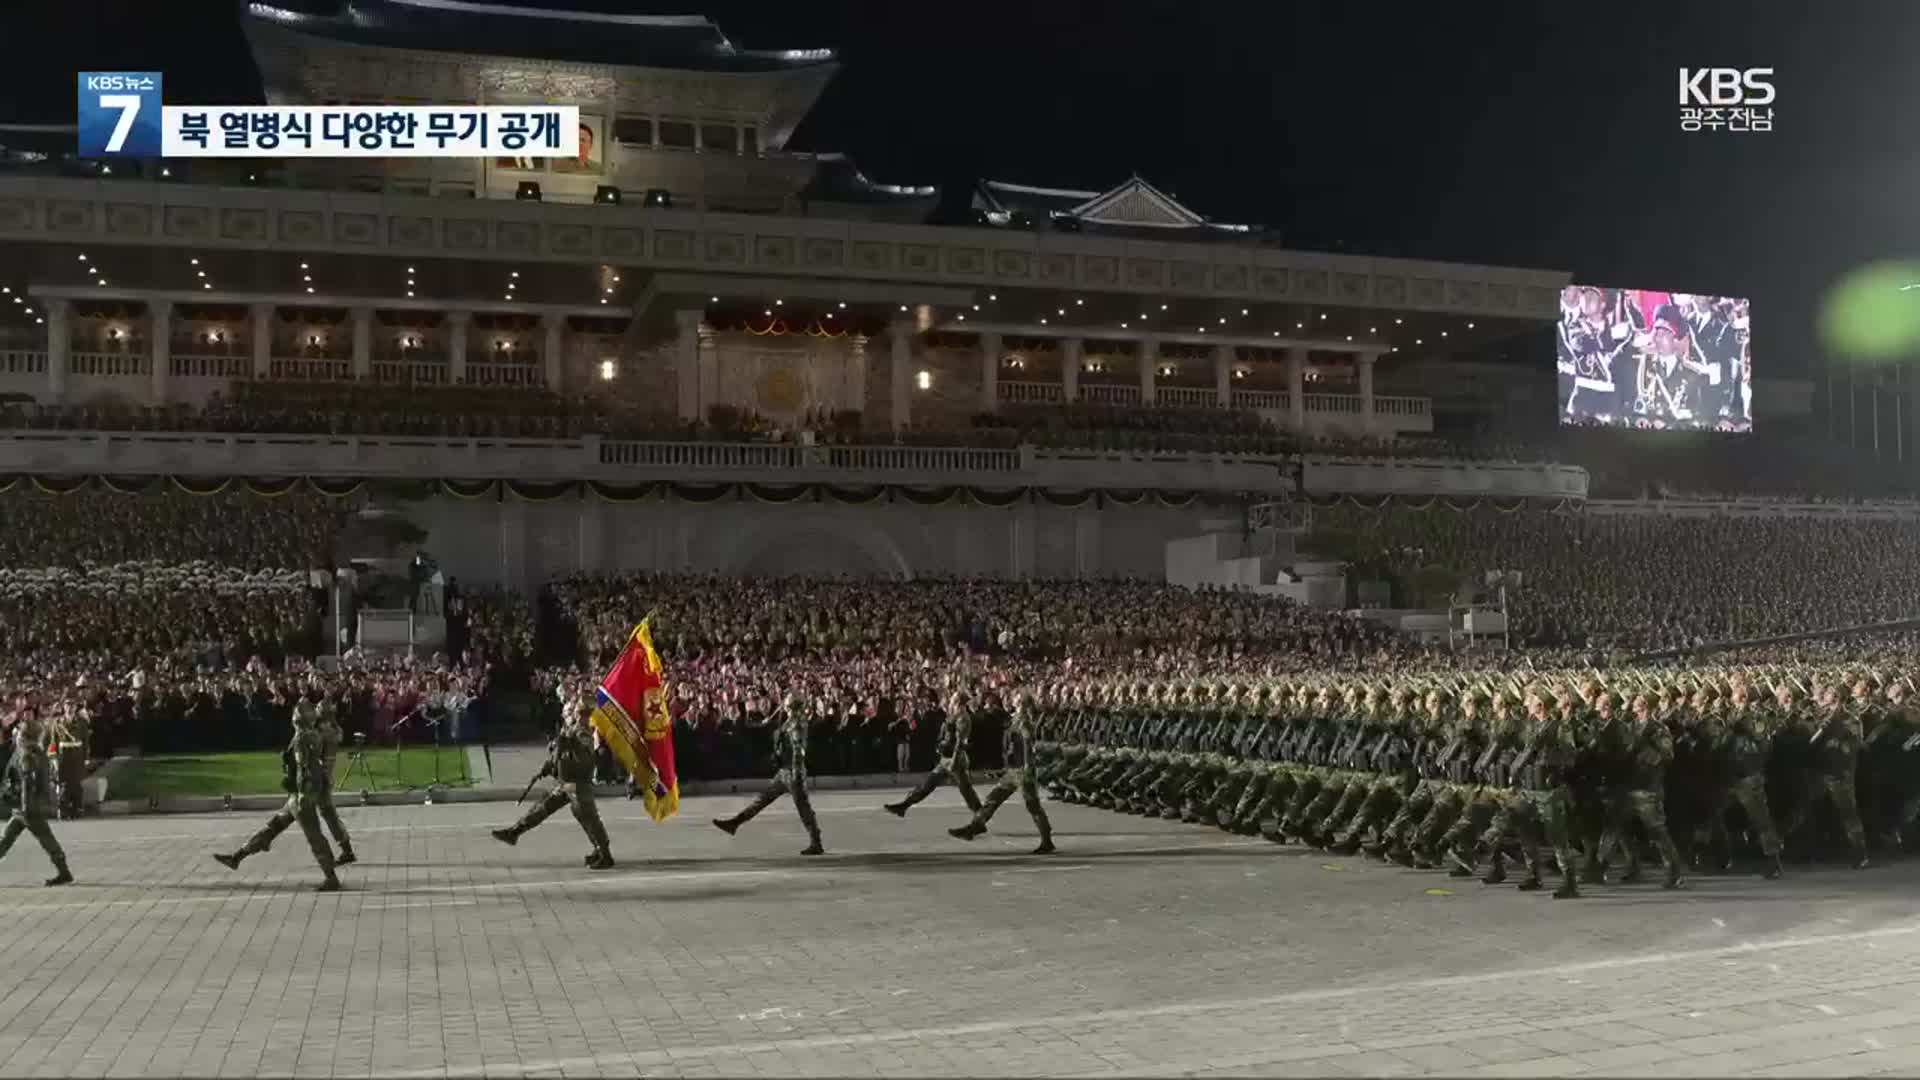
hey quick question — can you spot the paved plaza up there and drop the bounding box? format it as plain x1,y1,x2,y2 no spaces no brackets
2,789,1920,1077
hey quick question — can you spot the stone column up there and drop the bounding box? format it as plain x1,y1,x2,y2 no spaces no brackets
979,331,1002,412
1286,346,1308,431
1061,338,1082,403
1213,343,1233,406
1358,350,1378,434
250,302,273,379
45,297,70,402
845,333,869,415
543,314,565,392
1138,338,1158,405
674,309,702,421
888,319,913,431
149,299,172,405
447,310,470,384
350,306,373,381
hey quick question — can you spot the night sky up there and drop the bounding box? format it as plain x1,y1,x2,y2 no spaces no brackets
3,0,1917,379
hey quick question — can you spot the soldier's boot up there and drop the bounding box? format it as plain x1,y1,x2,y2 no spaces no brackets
949,821,986,841
1552,856,1581,899
587,849,615,871
882,801,909,817
1447,846,1478,877
1480,851,1508,886
1328,835,1364,856
711,817,741,836
316,872,342,893
800,832,824,857
334,846,357,867
1852,847,1872,870
213,851,243,870
1259,824,1287,844
1762,852,1784,880
45,860,73,887
1033,825,1056,855
490,827,519,846
1661,863,1684,890
1583,857,1610,885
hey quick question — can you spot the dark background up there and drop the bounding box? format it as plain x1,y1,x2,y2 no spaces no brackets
2,0,1914,380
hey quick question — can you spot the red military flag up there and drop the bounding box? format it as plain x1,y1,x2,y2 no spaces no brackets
586,617,679,822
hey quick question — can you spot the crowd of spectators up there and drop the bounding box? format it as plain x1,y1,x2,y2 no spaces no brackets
1313,503,1920,650
548,573,1398,670
0,653,486,759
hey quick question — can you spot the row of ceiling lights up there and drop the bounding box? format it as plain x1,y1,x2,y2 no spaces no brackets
3,285,40,325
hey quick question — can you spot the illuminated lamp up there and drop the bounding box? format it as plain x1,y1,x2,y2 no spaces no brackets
642,188,672,208
515,181,542,201
594,185,622,205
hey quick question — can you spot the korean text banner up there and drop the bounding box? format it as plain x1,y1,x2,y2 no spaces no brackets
1556,285,1752,433
159,105,581,158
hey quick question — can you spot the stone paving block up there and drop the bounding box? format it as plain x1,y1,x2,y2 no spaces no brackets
6,793,1920,1077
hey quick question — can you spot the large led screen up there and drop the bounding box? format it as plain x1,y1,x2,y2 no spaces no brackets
1557,286,1751,431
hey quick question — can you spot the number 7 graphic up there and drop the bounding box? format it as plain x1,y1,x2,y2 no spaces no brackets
99,94,142,154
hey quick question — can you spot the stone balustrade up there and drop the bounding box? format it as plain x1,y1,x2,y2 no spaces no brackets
0,430,1593,498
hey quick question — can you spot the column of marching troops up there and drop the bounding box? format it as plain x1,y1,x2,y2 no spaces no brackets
6,666,1920,894
1028,665,1920,897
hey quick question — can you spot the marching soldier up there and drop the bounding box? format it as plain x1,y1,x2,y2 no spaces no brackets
491,702,614,868
304,676,355,866
884,690,983,818
214,701,340,891
715,693,825,855
0,705,73,886
1591,690,1685,889
949,693,1056,854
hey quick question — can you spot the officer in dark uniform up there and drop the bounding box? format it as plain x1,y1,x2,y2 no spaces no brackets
0,706,74,886
713,693,824,855
491,704,614,869
214,703,340,891
948,692,1056,854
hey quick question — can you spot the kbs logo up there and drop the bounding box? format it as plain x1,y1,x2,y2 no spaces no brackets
77,71,164,158
1677,68,1773,133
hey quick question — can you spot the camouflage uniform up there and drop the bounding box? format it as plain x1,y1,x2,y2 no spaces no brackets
305,692,355,866
949,696,1056,854
215,707,340,891
0,713,73,886
492,707,613,868
885,693,983,818
716,696,824,855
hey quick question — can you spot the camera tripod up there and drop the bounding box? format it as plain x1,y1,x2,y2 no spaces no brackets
337,732,376,797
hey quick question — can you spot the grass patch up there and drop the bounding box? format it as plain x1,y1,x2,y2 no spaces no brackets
109,747,474,801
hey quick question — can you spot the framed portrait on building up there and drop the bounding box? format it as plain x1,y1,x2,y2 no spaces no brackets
552,114,603,175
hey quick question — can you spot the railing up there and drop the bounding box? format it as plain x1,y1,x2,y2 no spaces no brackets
1078,383,1142,405
172,353,249,378
998,380,1065,404
466,360,545,387
1375,394,1431,417
372,360,452,385
269,356,352,381
1302,393,1363,415
1157,386,1218,407
71,351,149,377
0,349,47,375
1232,389,1289,411
597,440,1024,474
